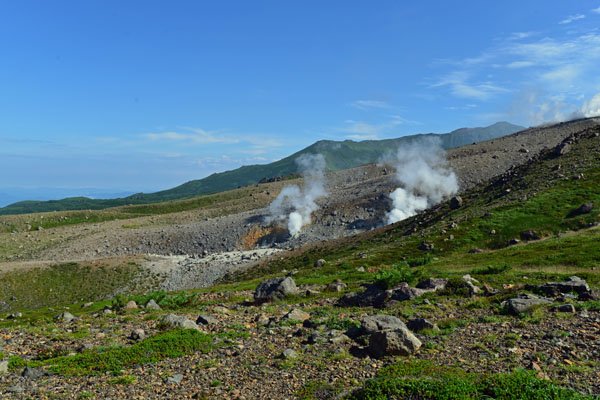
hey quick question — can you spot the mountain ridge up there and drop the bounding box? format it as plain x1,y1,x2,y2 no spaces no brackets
0,121,524,215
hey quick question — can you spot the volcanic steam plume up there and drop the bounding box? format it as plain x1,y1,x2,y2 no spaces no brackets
386,138,458,224
266,153,327,236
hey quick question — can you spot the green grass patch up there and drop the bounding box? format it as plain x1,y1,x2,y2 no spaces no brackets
0,262,141,311
350,360,593,399
32,329,235,376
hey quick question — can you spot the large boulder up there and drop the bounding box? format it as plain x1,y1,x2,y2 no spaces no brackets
504,295,551,315
362,314,422,358
361,315,407,334
254,277,298,303
368,330,422,358
537,276,591,296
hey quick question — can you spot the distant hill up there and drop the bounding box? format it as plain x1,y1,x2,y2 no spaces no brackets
0,122,524,215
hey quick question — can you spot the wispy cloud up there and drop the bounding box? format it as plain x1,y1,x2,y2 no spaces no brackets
339,113,418,141
506,60,535,69
559,14,585,24
431,71,509,100
145,127,239,144
593,6,600,14
351,99,390,110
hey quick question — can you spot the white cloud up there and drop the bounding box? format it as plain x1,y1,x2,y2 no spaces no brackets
347,134,379,141
593,6,600,14
351,100,390,110
559,14,585,25
508,32,537,40
432,72,508,100
145,128,239,144
506,60,535,69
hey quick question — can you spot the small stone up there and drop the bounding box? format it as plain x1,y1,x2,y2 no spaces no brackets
314,259,327,268
130,328,146,341
0,360,8,375
22,366,46,380
520,230,540,241
167,373,183,384
281,348,298,359
325,279,347,292
418,242,434,251
124,300,138,310
82,302,94,308
55,312,76,323
406,318,439,332
254,277,298,303
508,238,521,246
161,314,198,330
556,304,576,313
145,299,161,310
282,308,310,322
212,306,232,315
196,314,219,326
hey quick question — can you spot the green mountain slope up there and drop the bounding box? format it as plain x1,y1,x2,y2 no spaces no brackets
0,122,523,215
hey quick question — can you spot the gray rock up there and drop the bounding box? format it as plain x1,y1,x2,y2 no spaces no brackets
462,274,482,295
326,279,347,292
196,314,219,326
282,308,310,322
390,283,429,301
337,285,391,308
538,276,591,296
314,259,327,268
504,295,551,315
55,312,76,323
0,360,8,375
362,315,407,335
145,299,161,310
167,373,183,384
556,304,576,313
281,348,299,359
449,196,463,209
418,242,434,251
520,230,540,241
368,329,422,358
22,366,46,380
569,203,593,217
406,318,438,332
254,277,298,303
130,328,146,341
416,278,448,291
161,314,198,330
124,300,138,310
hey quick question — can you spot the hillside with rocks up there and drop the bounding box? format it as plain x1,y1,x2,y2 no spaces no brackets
0,118,599,399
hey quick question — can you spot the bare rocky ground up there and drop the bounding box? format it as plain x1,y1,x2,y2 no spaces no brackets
2,118,597,294
0,283,598,399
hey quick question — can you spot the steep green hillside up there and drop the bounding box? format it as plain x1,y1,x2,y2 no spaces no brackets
0,122,523,215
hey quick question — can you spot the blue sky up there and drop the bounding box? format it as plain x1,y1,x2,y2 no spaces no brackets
1,1,600,203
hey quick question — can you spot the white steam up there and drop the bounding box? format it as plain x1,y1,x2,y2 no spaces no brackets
267,153,327,236
386,138,458,224
580,93,600,118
